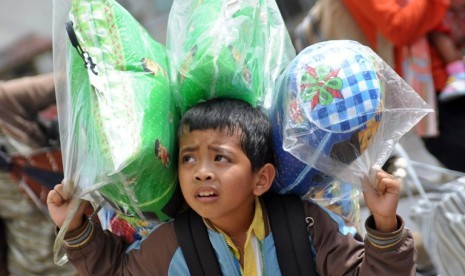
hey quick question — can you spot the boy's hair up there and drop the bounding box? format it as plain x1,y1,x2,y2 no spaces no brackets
178,98,274,171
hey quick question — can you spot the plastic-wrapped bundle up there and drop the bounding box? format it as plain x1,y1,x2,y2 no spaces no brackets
166,0,295,112
60,0,182,222
271,111,334,196
271,113,360,226
306,181,361,230
99,207,157,244
269,40,432,188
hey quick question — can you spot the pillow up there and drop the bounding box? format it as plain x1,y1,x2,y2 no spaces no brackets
269,40,431,187
64,0,181,222
166,0,295,112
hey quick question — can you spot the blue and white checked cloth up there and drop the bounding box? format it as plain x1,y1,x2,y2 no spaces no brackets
296,43,382,133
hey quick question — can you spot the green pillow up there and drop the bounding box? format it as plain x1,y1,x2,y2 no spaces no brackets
65,0,180,222
167,0,295,112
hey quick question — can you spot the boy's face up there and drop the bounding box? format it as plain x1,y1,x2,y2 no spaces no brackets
178,128,260,224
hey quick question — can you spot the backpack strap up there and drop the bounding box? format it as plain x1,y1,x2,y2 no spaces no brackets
174,195,317,276
174,208,222,276
263,193,318,276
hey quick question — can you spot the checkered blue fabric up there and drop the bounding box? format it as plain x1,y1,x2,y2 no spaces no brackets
297,46,382,133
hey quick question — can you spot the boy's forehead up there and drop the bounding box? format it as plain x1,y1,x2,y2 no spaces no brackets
180,124,243,137
179,127,243,144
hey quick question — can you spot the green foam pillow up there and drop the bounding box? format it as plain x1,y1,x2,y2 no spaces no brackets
65,0,181,221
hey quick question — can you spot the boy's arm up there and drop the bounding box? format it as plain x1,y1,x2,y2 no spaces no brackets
303,167,416,275
62,216,181,275
305,202,416,275
47,183,181,275
62,218,133,275
47,183,131,274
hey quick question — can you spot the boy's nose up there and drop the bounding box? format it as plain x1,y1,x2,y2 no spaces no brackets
194,170,214,181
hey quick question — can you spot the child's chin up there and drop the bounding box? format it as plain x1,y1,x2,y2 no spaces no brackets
191,207,216,220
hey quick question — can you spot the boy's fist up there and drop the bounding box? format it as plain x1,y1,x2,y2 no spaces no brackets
47,182,88,232
362,167,400,232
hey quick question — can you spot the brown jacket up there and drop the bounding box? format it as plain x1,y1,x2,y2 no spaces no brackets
0,73,56,150
63,199,416,275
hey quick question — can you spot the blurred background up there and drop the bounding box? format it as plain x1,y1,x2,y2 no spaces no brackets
0,0,316,80
0,0,54,79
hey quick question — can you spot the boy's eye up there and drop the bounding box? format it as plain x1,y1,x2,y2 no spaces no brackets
214,155,229,162
182,155,196,163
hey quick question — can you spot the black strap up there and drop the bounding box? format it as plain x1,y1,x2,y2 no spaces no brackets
65,20,98,75
174,209,222,276
175,195,317,276
263,193,317,276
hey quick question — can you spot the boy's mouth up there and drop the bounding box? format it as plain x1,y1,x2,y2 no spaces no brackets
195,184,219,203
198,191,216,197
195,188,219,202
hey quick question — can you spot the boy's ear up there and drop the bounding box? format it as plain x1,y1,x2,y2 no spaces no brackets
253,163,275,196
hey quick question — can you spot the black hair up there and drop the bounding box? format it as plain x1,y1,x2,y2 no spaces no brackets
178,98,274,171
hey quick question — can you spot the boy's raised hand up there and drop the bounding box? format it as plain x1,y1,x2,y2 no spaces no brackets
362,166,400,233
47,182,88,232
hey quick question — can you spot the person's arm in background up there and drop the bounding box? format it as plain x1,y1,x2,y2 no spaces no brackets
343,0,450,47
0,73,55,148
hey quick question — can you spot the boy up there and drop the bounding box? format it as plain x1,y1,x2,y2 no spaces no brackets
47,98,416,275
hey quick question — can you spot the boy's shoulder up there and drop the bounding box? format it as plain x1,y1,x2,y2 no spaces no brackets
135,220,179,254
150,220,177,242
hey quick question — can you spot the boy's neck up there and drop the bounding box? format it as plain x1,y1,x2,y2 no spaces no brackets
206,198,256,239
204,197,263,267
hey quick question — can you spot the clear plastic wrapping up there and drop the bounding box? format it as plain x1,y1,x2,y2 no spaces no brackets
61,0,181,221
305,181,361,230
166,0,296,112
268,40,432,191
52,1,184,261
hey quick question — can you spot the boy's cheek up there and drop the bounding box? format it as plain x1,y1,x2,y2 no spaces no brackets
178,178,190,195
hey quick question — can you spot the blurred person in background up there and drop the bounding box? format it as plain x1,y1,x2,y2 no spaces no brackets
341,0,465,173
0,73,76,275
429,0,465,102
341,0,449,84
